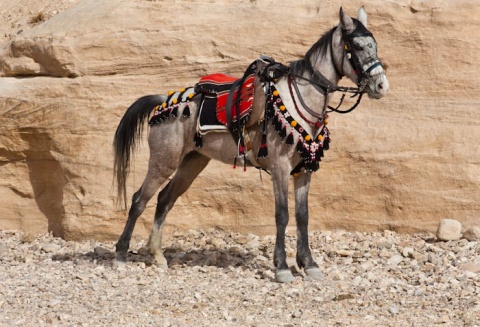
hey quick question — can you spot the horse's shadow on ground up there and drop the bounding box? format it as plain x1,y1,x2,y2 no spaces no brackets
51,246,260,269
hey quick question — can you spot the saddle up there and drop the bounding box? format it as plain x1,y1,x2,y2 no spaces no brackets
148,56,290,168
192,57,289,168
194,63,257,132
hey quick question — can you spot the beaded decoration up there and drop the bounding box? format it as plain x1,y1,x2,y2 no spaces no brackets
149,87,196,126
260,82,330,173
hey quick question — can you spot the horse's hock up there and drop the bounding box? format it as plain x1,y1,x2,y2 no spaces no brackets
0,0,479,240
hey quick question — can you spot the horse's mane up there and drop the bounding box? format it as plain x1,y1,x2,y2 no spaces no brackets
289,26,337,76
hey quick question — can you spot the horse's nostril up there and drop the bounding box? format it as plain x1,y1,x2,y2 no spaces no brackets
378,82,383,90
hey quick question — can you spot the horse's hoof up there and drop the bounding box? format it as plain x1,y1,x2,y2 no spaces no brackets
152,261,168,270
115,251,127,262
151,253,168,270
305,267,324,280
275,269,295,283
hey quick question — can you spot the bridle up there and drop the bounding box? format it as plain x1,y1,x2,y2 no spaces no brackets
252,23,385,174
342,30,383,90
288,26,383,117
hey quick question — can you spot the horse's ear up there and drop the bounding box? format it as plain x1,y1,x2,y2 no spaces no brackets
357,6,368,27
339,7,354,33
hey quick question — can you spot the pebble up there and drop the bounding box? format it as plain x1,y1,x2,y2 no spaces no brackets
378,241,393,249
389,306,399,315
463,226,480,242
0,244,8,254
23,253,34,263
41,243,61,253
0,228,478,326
401,246,414,257
291,309,303,318
335,249,354,257
386,254,403,267
436,219,462,241
93,246,111,257
210,237,225,248
458,262,480,273
410,250,427,262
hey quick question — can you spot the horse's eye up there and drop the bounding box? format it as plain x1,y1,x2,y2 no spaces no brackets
354,45,364,51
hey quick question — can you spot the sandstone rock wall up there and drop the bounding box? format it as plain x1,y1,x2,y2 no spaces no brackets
1,0,479,240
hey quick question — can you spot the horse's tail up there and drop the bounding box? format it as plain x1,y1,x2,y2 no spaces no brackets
113,95,166,208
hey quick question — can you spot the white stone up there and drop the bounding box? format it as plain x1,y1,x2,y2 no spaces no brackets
389,306,399,315
41,244,61,253
387,254,403,267
402,247,414,258
436,219,462,241
463,226,480,242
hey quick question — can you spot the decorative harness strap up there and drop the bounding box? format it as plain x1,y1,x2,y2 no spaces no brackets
260,82,330,174
149,87,195,125
256,54,366,175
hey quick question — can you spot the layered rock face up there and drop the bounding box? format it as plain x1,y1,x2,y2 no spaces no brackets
1,0,479,240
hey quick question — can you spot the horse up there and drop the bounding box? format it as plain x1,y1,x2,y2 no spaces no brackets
113,7,389,283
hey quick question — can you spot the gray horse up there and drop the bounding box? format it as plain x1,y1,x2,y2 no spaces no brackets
113,7,389,283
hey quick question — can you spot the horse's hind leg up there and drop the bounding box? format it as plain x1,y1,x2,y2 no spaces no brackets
115,157,178,262
293,171,323,280
148,152,210,267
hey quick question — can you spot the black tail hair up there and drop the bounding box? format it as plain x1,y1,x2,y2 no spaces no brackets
113,95,166,208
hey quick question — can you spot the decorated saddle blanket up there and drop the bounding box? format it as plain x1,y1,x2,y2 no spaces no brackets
195,62,257,129
147,61,258,129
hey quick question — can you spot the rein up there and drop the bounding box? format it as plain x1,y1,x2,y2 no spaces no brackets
285,25,385,118
287,38,368,118
289,73,364,116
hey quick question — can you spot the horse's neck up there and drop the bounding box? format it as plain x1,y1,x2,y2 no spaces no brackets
290,38,341,124
316,26,343,87
305,26,344,106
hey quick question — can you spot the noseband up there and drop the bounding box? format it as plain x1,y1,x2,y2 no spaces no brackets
342,31,383,90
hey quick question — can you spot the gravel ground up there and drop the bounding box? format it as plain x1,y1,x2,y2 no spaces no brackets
1,229,479,327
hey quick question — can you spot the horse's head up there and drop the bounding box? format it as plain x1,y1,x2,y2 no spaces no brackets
337,7,389,99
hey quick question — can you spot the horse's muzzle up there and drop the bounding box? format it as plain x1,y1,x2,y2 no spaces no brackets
366,73,389,99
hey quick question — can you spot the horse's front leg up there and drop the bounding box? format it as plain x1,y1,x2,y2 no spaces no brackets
293,171,324,280
271,167,295,283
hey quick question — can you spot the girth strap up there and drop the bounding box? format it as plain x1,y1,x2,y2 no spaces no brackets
225,79,244,137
